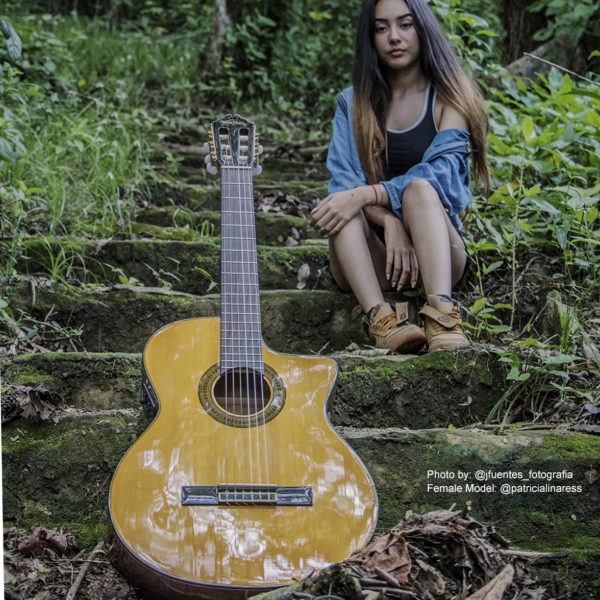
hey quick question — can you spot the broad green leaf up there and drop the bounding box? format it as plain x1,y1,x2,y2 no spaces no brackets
472,297,488,313
507,366,530,381
521,116,535,141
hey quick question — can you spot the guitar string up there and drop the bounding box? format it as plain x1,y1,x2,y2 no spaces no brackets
239,162,254,497
245,163,265,500
245,159,264,499
220,134,270,503
247,162,270,493
222,149,231,497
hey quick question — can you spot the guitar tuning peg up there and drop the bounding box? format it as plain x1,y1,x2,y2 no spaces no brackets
258,144,264,155
204,154,212,165
207,164,218,176
202,142,210,153
252,165,262,176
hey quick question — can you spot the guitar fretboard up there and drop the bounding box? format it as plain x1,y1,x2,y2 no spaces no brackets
220,166,263,373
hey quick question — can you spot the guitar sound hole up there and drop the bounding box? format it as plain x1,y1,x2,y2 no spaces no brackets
212,368,272,417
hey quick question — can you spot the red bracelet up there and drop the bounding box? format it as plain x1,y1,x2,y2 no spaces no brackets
370,184,379,206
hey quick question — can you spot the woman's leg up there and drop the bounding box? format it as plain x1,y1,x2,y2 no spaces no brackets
401,179,467,309
401,179,469,351
328,211,389,313
328,211,426,352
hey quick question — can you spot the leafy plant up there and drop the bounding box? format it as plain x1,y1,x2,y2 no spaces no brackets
528,0,600,45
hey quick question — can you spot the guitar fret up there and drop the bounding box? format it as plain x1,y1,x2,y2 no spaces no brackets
219,160,263,369
220,344,262,355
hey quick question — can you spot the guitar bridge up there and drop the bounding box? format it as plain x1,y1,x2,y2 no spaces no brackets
181,484,312,506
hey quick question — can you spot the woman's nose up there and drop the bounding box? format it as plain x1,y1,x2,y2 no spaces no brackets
388,25,401,42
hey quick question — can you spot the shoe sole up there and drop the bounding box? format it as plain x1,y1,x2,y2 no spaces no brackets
389,329,427,354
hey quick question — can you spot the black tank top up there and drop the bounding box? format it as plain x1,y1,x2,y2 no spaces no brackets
384,83,438,178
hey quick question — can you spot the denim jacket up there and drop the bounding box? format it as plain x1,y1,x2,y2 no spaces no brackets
326,86,471,231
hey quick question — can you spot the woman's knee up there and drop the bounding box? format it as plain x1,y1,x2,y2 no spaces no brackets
403,179,439,210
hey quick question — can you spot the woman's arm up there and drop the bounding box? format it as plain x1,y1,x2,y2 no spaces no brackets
438,102,468,131
311,185,377,236
364,192,418,290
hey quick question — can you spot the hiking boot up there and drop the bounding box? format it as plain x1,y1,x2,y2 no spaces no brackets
419,303,469,352
364,302,426,353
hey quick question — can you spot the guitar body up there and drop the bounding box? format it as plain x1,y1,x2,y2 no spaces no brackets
109,317,378,599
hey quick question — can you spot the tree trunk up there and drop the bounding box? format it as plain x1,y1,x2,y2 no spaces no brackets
204,0,233,71
501,0,548,65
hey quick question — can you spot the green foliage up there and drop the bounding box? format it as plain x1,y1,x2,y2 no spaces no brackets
203,0,502,127
432,0,502,78
472,71,600,291
487,337,584,427
528,0,600,45
205,0,359,128
1,16,22,61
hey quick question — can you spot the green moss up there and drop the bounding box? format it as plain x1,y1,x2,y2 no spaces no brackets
346,429,600,549
333,352,505,429
3,415,145,537
3,364,56,387
511,512,600,552
22,500,52,527
528,433,600,461
528,511,550,525
3,352,143,410
71,521,109,547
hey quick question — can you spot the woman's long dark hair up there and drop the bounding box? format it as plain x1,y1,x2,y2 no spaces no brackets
352,0,490,191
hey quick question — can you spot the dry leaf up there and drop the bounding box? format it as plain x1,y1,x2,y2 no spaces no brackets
18,526,68,557
585,467,599,485
464,564,514,600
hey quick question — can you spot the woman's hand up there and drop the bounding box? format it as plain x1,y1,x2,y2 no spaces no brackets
310,187,371,236
383,214,419,290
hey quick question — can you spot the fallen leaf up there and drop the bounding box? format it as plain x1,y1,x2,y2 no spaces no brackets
585,467,599,485
415,558,446,596
297,263,310,289
18,527,68,557
355,528,412,585
464,564,514,600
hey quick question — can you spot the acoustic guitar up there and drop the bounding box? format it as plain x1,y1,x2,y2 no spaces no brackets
109,115,378,599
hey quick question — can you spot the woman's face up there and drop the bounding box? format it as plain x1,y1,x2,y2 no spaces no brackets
373,0,420,73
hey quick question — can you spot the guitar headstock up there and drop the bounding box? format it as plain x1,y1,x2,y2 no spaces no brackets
205,114,262,176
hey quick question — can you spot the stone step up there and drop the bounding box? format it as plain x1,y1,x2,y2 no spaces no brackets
3,411,598,597
2,349,507,430
16,238,333,294
4,282,363,354
171,151,330,181
132,209,318,245
143,178,327,211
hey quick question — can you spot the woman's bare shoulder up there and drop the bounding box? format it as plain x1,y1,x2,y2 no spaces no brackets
434,97,469,131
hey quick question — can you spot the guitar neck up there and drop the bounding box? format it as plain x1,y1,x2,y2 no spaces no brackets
220,166,263,373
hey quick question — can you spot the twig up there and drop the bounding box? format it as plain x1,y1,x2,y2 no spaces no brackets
514,256,538,289
360,578,390,587
65,540,104,600
523,53,600,88
366,589,419,598
500,549,570,560
374,567,401,588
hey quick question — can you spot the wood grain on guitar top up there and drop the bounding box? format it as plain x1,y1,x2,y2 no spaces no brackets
109,316,378,597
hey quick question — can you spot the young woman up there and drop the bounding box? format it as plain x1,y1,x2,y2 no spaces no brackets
311,0,490,353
